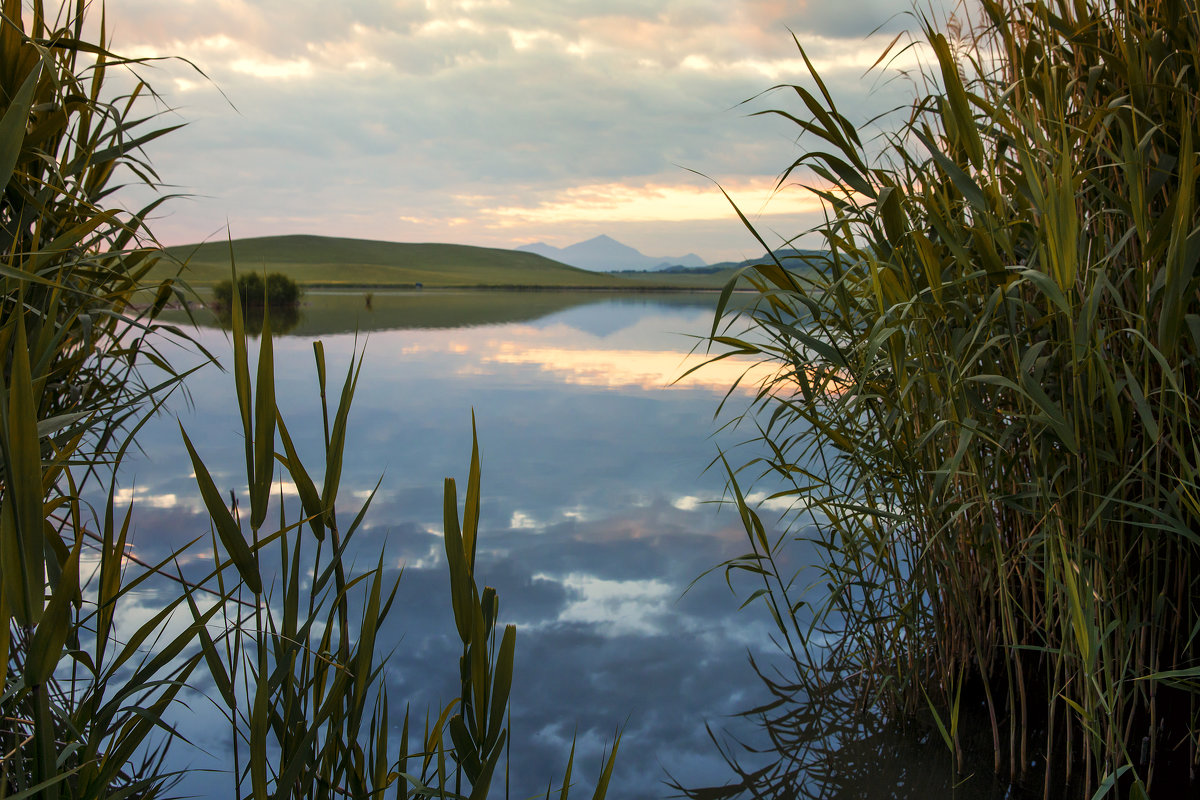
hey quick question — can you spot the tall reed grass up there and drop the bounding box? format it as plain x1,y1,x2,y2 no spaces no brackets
2,2,202,793
708,1,1200,797
1,3,619,797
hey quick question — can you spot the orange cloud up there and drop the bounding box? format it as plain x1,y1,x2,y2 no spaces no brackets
482,178,826,227
483,344,780,393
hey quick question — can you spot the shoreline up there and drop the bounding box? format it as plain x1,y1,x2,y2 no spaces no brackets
300,283,734,291
149,284,754,305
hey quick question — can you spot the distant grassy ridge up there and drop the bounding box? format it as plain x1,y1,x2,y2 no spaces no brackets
156,234,742,290
611,249,825,289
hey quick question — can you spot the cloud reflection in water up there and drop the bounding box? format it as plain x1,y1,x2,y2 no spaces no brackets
116,294,795,799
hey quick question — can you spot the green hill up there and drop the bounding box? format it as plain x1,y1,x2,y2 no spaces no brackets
155,234,643,289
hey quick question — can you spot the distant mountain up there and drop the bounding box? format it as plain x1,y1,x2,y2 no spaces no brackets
705,248,830,271
517,234,707,271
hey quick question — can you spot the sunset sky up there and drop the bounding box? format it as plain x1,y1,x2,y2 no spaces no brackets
106,0,961,263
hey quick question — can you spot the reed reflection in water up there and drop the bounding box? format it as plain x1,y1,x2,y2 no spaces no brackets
677,659,1040,800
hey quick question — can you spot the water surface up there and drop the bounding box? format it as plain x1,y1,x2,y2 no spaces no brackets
121,290,1006,798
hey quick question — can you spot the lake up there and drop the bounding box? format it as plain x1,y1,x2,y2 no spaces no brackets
119,290,1012,799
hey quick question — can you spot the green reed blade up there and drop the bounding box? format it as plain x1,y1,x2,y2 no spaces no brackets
0,63,39,187
250,302,275,530
25,535,81,684
276,411,326,539
2,309,46,626
181,425,262,594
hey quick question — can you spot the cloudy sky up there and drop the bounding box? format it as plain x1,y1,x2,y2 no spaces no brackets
105,0,959,263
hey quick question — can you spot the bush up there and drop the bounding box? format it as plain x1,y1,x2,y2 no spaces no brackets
214,271,302,308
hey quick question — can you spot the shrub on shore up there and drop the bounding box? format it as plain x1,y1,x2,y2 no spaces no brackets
214,271,302,308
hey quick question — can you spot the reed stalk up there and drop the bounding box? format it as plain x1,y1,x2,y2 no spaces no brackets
1,3,619,797
709,1,1200,796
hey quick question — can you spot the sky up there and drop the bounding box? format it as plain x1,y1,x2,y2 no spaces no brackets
102,0,961,264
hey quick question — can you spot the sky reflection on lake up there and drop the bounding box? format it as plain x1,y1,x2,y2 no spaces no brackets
118,292,802,799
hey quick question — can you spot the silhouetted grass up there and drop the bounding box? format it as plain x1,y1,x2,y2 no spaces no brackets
707,2,1200,797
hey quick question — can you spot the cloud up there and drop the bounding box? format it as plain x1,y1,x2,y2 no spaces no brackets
113,485,181,509
106,0,959,261
481,177,826,226
483,343,776,394
552,573,674,635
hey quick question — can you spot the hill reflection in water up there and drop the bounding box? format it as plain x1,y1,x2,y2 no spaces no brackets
164,288,749,335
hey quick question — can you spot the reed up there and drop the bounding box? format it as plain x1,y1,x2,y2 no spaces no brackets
1,1,203,794
709,1,1200,797
179,290,619,800
1,3,619,797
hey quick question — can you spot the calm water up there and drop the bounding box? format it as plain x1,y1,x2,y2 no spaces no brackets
118,291,1008,799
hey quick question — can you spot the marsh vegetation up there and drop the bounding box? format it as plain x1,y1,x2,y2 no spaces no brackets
1,2,618,798
703,1,1200,797
4,0,1198,798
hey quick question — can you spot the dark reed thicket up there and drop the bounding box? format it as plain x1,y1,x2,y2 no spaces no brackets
709,1,1200,797
2,1,202,792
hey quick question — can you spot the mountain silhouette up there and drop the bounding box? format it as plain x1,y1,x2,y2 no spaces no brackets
518,235,707,271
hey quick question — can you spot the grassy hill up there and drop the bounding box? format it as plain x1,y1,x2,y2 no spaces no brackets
155,234,643,289
151,234,818,292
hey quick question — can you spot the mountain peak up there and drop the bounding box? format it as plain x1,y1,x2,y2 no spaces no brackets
517,235,707,271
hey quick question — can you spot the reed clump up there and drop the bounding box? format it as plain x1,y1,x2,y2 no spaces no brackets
711,1,1200,797
1,3,619,798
